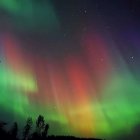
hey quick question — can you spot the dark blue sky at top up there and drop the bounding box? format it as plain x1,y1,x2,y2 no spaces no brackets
27,0,140,56
0,0,140,66
0,0,140,68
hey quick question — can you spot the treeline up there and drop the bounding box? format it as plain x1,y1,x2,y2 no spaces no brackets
0,115,103,140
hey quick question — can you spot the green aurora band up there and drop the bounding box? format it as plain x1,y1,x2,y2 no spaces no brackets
0,0,59,31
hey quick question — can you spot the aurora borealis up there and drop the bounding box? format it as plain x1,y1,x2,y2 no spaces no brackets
0,0,140,139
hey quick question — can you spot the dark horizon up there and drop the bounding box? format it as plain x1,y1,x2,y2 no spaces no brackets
0,115,103,140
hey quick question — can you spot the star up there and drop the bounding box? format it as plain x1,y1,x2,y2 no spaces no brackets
130,56,134,60
84,10,87,14
130,56,135,63
79,9,87,15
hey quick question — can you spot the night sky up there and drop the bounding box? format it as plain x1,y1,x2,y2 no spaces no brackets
0,0,140,139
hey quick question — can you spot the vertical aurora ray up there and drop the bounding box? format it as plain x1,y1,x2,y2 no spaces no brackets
65,54,95,136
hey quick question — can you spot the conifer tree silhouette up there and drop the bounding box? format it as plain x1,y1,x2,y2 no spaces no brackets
23,117,33,140
36,115,45,136
42,123,49,138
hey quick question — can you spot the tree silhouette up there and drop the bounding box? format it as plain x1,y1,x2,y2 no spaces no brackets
42,123,49,138
23,117,33,140
9,122,18,139
0,116,103,140
36,115,45,136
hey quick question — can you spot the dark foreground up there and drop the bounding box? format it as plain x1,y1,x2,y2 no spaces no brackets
0,131,103,140
47,136,103,140
0,115,104,140
0,134,103,140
